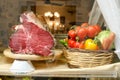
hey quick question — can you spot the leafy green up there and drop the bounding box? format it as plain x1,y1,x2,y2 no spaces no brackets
94,30,115,49
59,39,68,47
94,30,111,43
22,77,31,80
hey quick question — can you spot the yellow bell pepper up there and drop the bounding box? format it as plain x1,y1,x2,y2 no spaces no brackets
84,39,98,50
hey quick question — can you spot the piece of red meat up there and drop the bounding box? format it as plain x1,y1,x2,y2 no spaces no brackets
20,11,45,30
9,11,54,56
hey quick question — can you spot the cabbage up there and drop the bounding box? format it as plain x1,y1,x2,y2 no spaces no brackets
94,30,115,50
95,30,111,43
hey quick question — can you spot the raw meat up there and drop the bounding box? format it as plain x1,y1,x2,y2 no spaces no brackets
9,11,54,56
20,11,45,30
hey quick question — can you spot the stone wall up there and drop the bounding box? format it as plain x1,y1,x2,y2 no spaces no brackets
0,0,34,46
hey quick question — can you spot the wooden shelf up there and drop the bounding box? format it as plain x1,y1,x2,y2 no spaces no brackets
0,53,119,78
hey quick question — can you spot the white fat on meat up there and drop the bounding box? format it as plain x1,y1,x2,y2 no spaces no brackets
20,11,46,30
14,25,24,31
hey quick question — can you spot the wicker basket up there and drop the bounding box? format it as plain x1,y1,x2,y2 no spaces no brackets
63,48,114,68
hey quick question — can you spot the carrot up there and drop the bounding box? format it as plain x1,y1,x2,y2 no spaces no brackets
102,32,115,50
102,38,110,50
107,32,115,49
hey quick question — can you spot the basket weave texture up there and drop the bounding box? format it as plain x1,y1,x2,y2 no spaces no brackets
63,48,114,68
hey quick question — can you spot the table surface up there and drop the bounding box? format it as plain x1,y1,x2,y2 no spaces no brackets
0,53,120,78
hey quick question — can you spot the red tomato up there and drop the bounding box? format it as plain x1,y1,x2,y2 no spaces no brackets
68,39,76,48
81,23,89,27
68,30,76,39
75,26,81,33
94,25,101,35
77,28,87,40
87,26,97,38
79,41,85,49
74,41,80,48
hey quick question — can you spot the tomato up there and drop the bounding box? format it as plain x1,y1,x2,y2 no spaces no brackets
84,39,98,50
87,26,97,38
81,23,89,27
75,26,81,33
68,39,76,48
77,27,87,40
74,41,80,48
94,25,101,35
79,41,85,49
68,30,76,39
73,41,85,49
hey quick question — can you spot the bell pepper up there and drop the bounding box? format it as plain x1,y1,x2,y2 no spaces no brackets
84,39,98,50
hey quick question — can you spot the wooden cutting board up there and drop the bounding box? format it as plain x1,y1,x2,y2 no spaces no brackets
3,48,63,61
